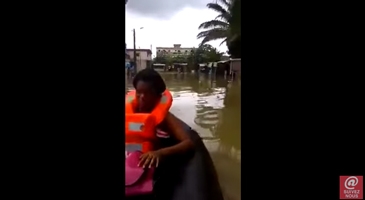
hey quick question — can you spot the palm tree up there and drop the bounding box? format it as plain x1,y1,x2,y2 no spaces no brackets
229,0,241,40
197,0,241,58
226,0,241,58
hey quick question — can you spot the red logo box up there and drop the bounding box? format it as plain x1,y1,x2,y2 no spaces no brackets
340,176,363,199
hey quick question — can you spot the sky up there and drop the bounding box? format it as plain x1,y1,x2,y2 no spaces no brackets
126,0,228,57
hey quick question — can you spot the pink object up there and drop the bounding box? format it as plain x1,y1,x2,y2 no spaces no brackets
125,151,155,196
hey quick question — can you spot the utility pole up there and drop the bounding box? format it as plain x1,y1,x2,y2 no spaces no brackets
133,28,137,74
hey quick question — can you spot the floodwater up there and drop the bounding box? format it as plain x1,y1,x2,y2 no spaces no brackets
126,73,241,200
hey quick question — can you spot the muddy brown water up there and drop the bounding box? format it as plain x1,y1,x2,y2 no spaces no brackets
126,73,241,200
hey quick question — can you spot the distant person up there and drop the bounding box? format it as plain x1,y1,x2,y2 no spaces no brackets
130,66,135,76
129,62,135,77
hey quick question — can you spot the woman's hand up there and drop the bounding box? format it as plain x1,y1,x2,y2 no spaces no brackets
138,151,162,168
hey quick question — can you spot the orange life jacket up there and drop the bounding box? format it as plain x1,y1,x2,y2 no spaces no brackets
125,90,173,153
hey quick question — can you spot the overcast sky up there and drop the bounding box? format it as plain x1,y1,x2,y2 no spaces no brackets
126,0,228,57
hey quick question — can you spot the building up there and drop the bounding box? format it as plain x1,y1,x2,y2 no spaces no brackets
126,49,152,72
156,44,194,57
230,58,241,79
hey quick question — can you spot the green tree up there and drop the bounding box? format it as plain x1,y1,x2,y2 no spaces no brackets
188,44,223,64
201,44,224,62
171,54,188,64
186,44,223,71
197,0,241,58
153,56,167,64
165,56,174,67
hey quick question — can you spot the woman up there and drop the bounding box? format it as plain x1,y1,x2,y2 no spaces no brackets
131,68,194,168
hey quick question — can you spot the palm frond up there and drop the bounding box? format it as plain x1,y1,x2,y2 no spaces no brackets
197,30,211,39
215,0,232,8
197,28,228,45
197,28,226,39
198,20,229,30
214,13,231,22
219,38,227,46
197,0,240,57
206,3,227,15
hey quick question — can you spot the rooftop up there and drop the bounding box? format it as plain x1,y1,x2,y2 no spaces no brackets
156,44,194,50
126,49,152,55
156,47,194,50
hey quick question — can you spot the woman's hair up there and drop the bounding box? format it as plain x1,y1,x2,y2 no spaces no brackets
132,68,166,95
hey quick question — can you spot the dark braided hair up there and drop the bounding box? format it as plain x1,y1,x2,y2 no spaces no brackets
132,68,166,95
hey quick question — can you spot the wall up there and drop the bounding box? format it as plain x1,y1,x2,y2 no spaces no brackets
126,50,152,72
230,59,241,73
230,59,241,80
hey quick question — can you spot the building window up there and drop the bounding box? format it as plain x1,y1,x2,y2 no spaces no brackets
177,50,181,53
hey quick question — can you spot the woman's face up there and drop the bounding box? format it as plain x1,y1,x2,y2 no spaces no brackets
135,81,160,112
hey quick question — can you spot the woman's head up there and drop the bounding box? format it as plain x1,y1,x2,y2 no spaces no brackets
132,68,166,112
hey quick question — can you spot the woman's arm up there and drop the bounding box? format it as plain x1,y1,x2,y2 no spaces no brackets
156,112,195,157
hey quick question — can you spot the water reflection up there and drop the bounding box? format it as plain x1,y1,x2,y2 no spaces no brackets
126,73,241,200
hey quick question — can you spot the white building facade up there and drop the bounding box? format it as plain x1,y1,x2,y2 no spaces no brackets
126,49,152,72
156,44,194,57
